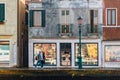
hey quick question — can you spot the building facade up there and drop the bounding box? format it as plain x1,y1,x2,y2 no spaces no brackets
102,0,120,68
0,0,28,67
28,0,103,68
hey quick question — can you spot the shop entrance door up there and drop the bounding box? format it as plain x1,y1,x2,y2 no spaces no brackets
60,43,71,66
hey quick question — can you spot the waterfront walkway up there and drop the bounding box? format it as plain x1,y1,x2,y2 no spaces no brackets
0,67,120,80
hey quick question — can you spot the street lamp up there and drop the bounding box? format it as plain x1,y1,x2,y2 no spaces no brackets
77,17,83,69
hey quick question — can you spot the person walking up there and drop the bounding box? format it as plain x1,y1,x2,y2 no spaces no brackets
35,50,45,69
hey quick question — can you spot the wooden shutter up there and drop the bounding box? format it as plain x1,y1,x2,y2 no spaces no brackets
0,4,5,22
57,24,60,33
70,24,73,33
41,10,46,27
29,10,33,27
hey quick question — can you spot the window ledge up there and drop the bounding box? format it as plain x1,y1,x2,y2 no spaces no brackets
59,33,72,37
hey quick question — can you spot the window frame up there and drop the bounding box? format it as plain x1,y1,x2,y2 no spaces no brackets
60,9,70,34
29,10,46,27
33,43,57,66
0,41,10,62
89,9,98,33
106,8,117,26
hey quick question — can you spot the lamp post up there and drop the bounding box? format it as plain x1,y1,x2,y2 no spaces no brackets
77,17,83,69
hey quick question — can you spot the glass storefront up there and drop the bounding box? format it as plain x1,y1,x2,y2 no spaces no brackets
105,45,120,62
75,43,98,66
0,41,10,62
60,43,71,66
33,43,98,67
33,43,57,66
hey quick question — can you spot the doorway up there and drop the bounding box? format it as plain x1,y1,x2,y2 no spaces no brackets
60,43,71,66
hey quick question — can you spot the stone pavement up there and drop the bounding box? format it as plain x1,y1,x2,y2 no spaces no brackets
0,67,120,80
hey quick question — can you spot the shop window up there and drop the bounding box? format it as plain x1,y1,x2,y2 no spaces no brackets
0,3,5,22
4,53,9,55
60,43,71,66
0,41,10,61
29,10,45,27
0,53,2,55
105,45,120,62
33,43,57,66
75,43,98,66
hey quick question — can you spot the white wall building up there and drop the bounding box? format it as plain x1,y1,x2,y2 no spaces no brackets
28,0,103,68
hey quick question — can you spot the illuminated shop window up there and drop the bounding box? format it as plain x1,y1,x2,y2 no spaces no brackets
75,43,98,66
60,43,71,66
33,43,57,66
105,45,120,62
0,41,10,62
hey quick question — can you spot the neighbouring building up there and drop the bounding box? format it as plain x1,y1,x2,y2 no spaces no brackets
0,0,28,67
28,0,103,68
102,0,120,68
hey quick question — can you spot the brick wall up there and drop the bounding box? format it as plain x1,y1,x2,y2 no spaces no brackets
103,27,120,40
103,0,120,26
103,0,120,40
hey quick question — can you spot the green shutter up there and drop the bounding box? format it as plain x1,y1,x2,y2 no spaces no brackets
29,10,33,27
42,10,46,27
70,24,73,33
57,24,60,33
0,4,5,22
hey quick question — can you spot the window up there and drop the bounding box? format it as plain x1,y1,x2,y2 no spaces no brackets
89,10,98,33
61,25,70,33
60,43,71,66
4,53,9,55
29,10,45,27
107,9,116,26
33,43,57,66
62,10,65,16
0,3,5,22
0,41,10,61
60,9,70,34
61,10,69,16
105,45,120,62
75,43,98,66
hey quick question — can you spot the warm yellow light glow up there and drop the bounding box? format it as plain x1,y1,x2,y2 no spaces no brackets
20,0,25,4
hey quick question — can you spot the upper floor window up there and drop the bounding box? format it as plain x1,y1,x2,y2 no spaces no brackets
0,3,5,22
107,9,116,26
60,9,70,33
89,10,98,33
62,10,69,16
29,10,45,27
61,24,70,33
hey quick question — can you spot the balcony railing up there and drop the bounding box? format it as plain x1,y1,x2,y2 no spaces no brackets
85,24,102,38
57,24,73,37
29,24,102,38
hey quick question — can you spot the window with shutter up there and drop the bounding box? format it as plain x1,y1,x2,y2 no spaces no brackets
29,10,33,27
0,4,5,22
41,10,46,27
60,9,70,33
89,10,98,33
29,10,46,27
